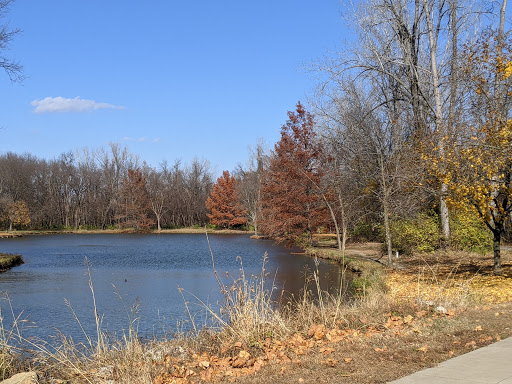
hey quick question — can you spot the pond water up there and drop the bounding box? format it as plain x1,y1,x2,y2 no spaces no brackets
0,234,343,343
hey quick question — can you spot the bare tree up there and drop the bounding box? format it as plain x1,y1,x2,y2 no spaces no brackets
0,0,23,83
183,157,213,226
235,140,268,236
312,0,488,245
314,72,424,264
145,165,168,231
95,143,138,228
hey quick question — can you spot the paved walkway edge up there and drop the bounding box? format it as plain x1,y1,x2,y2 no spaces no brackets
389,337,512,383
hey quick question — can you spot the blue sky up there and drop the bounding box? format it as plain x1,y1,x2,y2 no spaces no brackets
0,0,347,175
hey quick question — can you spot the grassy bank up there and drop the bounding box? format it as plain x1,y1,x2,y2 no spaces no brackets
1,245,512,383
0,253,23,271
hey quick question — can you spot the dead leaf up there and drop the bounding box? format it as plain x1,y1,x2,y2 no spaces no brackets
232,350,251,368
415,310,428,318
323,358,337,367
465,341,477,348
253,360,264,371
474,325,483,331
314,324,326,340
308,325,316,339
417,345,428,353
403,315,414,324
320,347,335,355
344,357,353,363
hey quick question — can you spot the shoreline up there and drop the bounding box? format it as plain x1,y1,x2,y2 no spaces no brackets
0,228,252,236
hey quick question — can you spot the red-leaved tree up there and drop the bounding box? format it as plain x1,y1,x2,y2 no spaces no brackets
260,102,327,245
206,170,247,228
117,168,154,230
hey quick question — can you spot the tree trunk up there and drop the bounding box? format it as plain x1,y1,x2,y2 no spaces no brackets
379,152,393,265
493,229,502,275
383,201,393,266
74,208,80,230
440,184,451,242
422,0,451,243
494,0,508,119
447,0,458,138
320,190,342,251
336,191,348,258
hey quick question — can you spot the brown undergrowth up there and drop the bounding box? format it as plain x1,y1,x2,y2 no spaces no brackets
2,245,512,383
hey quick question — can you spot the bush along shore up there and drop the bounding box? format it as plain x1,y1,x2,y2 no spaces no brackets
1,245,512,383
0,253,23,271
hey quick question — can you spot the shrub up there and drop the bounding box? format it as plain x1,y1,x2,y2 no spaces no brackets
351,220,379,242
385,213,441,254
450,213,492,253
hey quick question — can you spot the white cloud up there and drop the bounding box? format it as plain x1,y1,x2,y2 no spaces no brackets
31,96,125,114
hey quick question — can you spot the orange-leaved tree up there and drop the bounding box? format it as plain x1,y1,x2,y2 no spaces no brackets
206,170,247,228
117,168,154,231
260,102,327,246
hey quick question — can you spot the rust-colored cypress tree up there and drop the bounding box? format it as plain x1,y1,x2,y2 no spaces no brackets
117,168,154,230
260,102,326,245
206,170,247,228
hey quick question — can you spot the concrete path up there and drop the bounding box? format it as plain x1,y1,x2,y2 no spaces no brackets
389,337,512,383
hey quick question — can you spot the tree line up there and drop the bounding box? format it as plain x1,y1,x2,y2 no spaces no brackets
0,144,214,230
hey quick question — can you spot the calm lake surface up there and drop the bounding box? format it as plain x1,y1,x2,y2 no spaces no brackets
0,234,342,342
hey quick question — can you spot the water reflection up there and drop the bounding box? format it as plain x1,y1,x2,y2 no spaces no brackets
0,234,344,342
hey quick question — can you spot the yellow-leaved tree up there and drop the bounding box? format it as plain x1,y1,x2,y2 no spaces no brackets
7,200,31,231
429,30,512,275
